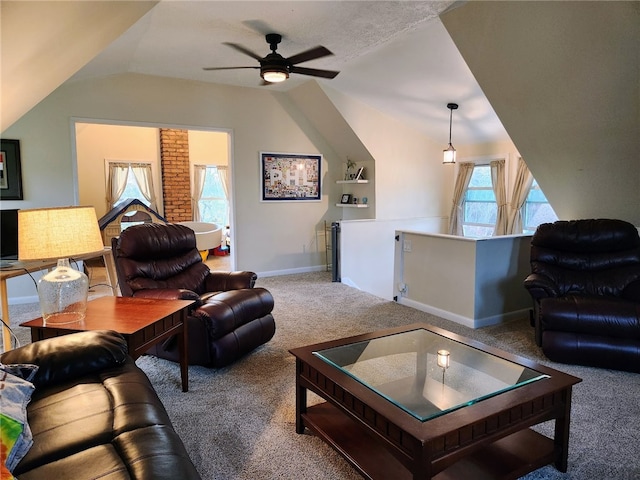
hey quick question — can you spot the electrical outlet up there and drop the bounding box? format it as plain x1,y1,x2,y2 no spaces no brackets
403,239,412,252
398,283,408,295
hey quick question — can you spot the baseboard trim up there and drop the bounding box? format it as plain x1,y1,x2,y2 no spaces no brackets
397,298,529,329
7,295,39,306
257,265,327,278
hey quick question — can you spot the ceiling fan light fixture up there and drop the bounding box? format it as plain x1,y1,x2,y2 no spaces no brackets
443,102,458,164
262,68,289,83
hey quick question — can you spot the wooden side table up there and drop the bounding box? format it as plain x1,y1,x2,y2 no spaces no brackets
21,296,193,392
1,247,119,352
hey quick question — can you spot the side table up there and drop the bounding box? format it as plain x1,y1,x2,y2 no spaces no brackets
21,296,193,392
1,247,119,352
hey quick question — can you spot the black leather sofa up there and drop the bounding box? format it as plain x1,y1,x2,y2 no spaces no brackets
524,218,640,372
0,330,201,479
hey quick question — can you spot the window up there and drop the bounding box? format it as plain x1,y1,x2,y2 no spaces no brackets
107,162,156,211
523,179,557,234
462,165,496,238
198,166,229,226
116,170,151,207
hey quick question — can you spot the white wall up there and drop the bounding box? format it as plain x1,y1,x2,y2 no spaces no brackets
442,1,640,225
0,74,363,284
321,84,452,221
4,75,336,280
2,69,530,310
340,216,447,300
338,139,524,303
0,1,157,131
394,231,532,328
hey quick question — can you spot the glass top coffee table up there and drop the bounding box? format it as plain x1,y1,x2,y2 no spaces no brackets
290,323,582,480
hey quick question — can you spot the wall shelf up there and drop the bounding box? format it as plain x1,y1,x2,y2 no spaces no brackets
336,180,369,184
336,203,369,208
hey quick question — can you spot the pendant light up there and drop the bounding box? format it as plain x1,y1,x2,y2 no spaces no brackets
443,103,458,164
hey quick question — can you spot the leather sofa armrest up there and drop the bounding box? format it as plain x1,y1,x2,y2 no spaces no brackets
523,273,560,300
622,279,640,302
133,288,200,302
204,271,257,291
0,330,128,388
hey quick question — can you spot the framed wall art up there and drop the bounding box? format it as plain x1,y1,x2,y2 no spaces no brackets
0,139,23,200
261,152,321,201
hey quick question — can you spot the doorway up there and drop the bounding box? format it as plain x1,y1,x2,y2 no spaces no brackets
72,119,235,269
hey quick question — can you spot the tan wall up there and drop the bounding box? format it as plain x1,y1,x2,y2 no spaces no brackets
75,123,161,219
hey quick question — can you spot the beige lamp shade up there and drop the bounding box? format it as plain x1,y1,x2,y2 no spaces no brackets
19,206,104,261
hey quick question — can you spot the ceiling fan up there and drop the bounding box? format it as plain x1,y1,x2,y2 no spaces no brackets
203,33,340,84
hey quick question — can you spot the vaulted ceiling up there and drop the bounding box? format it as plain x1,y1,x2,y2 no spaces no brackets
2,1,509,145
3,1,638,224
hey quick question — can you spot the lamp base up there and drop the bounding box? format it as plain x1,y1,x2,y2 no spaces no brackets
37,258,89,325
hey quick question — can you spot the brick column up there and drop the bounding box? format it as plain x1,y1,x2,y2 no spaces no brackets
159,128,191,222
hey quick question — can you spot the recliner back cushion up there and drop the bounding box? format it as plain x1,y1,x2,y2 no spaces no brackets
531,219,640,297
114,223,210,295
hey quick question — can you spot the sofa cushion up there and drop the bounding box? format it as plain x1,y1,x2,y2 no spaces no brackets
540,296,640,339
0,330,127,388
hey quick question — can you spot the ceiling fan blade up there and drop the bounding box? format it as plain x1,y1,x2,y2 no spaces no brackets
287,46,333,65
223,42,263,61
202,66,259,71
290,66,339,79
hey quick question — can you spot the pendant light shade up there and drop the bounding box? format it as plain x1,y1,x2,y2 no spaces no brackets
443,103,458,164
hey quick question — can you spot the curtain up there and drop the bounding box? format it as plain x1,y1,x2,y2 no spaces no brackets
217,166,230,226
192,165,207,221
490,159,508,236
507,157,534,234
130,163,157,211
448,162,474,236
106,163,129,210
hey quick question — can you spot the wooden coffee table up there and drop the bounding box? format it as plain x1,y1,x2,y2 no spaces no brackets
290,323,582,479
21,296,193,392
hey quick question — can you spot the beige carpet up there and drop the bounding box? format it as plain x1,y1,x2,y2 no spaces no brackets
6,271,639,479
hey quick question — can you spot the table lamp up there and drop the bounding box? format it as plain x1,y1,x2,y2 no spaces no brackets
18,206,104,325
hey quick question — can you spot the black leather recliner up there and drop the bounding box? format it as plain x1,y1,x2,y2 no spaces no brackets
112,223,276,368
524,219,640,372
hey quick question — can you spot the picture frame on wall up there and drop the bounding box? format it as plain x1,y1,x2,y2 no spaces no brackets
0,139,23,200
260,152,322,201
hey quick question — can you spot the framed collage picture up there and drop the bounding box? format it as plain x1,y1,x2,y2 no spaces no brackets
0,139,23,200
260,152,322,201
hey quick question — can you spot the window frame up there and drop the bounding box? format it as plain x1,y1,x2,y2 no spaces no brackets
104,159,158,210
197,165,229,227
458,155,508,238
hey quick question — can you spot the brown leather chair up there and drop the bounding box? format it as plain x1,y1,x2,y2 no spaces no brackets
524,219,640,372
112,223,275,367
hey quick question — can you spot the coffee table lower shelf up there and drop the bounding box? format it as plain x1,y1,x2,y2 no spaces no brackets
302,402,557,480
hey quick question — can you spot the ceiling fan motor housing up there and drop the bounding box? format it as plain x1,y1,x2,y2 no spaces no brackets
260,51,290,81
265,33,282,51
